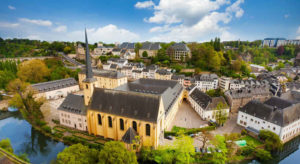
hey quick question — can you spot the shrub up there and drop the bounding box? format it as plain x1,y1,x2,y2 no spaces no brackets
35,119,46,126
255,149,272,162
42,125,51,133
259,130,282,152
52,119,60,124
241,129,247,135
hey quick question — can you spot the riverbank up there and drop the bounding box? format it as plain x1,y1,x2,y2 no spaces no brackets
0,100,9,111
0,147,30,164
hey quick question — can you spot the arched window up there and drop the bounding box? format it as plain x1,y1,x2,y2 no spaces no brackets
120,119,124,130
86,84,88,89
146,124,151,136
108,116,112,128
97,114,102,125
132,121,137,132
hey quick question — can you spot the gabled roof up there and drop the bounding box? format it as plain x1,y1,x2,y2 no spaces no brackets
119,42,135,49
80,69,126,79
31,78,78,93
156,69,171,75
58,94,86,115
122,127,137,144
89,88,161,123
239,97,300,127
168,43,190,51
194,74,218,81
141,42,161,50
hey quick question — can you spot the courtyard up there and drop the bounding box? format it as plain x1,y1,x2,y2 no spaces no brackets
168,100,207,131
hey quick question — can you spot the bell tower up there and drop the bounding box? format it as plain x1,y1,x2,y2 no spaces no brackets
82,28,97,106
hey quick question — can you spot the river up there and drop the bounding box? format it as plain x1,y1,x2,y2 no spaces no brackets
0,111,66,164
1,111,300,164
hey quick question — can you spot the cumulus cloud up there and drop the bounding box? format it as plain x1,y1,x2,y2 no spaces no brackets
0,22,19,28
142,0,244,42
8,5,16,10
54,25,67,32
19,18,52,26
66,24,139,43
135,1,155,9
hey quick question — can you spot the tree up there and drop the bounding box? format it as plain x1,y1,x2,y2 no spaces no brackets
0,70,16,89
213,102,228,126
196,131,211,149
255,149,272,162
277,46,284,56
232,60,242,72
0,138,13,153
259,130,282,152
142,51,148,58
63,46,72,54
211,135,227,164
17,59,50,83
98,141,137,164
57,143,99,164
135,42,142,59
173,135,195,164
8,79,44,121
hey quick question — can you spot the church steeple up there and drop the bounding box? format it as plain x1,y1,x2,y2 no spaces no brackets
84,28,94,81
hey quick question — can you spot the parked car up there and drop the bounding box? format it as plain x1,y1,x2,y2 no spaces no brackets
206,148,211,154
189,134,195,138
201,148,206,153
195,147,200,152
165,136,173,140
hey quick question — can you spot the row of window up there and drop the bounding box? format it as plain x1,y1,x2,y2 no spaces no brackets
97,114,151,136
240,115,276,131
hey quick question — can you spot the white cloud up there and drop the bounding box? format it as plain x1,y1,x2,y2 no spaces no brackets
135,1,155,9
54,25,67,32
145,0,229,25
19,18,52,26
8,5,16,10
67,24,139,43
0,22,19,28
226,0,244,18
143,0,244,42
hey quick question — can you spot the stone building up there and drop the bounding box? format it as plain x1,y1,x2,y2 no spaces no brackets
78,69,127,89
155,69,172,80
58,94,87,131
167,43,191,62
225,85,272,113
188,88,229,122
31,78,79,100
139,42,161,57
194,73,219,92
237,97,300,143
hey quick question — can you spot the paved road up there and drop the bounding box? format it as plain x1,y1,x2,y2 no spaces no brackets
211,112,243,135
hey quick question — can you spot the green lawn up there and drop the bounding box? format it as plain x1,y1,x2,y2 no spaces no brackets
240,135,262,147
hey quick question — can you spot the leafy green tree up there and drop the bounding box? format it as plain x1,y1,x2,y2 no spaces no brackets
142,51,148,58
63,46,72,54
173,135,195,164
259,130,282,152
17,59,50,83
213,102,228,126
98,141,137,164
211,135,228,164
255,149,272,162
0,138,13,153
57,143,99,164
0,70,16,89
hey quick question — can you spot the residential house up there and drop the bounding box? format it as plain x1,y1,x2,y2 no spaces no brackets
194,74,219,92
139,42,161,57
167,43,191,62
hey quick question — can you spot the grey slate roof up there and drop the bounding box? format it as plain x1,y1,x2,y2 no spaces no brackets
194,73,218,82
116,78,183,116
80,69,125,79
58,94,86,115
190,88,228,110
32,78,78,93
226,85,271,99
122,127,137,144
89,88,161,123
84,29,94,81
239,97,300,127
286,82,300,90
171,74,185,80
141,42,161,50
110,64,118,69
156,69,171,75
168,43,190,51
119,42,135,49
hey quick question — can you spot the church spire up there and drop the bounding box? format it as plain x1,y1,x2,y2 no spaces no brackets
84,28,93,80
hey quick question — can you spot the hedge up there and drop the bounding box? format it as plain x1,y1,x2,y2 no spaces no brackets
164,125,216,137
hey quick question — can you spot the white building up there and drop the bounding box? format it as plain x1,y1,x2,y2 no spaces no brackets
187,88,229,122
219,76,231,91
31,78,79,100
107,58,128,68
94,45,113,56
237,97,300,143
132,70,143,79
194,74,219,92
58,94,88,131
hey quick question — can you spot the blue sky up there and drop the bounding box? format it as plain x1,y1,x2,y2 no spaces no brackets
0,0,299,43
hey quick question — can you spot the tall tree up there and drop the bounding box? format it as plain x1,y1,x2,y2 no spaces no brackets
213,102,228,126
57,143,99,164
98,141,137,164
17,59,50,83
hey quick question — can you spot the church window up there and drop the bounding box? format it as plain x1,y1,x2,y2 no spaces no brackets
98,114,102,125
120,119,124,130
146,124,151,136
108,116,112,128
132,121,137,132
